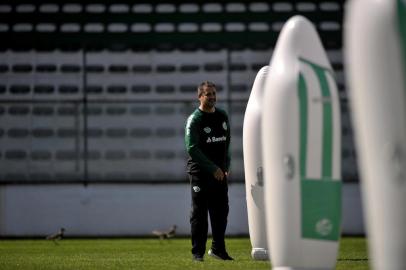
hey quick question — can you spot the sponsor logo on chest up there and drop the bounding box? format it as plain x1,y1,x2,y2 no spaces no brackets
206,136,227,143
203,124,227,143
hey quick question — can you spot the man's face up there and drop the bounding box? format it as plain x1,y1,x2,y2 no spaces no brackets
199,86,217,108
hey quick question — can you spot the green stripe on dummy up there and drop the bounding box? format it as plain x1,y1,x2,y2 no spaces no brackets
299,58,333,179
298,73,308,178
398,0,406,88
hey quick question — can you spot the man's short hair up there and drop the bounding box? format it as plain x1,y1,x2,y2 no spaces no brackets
198,81,216,97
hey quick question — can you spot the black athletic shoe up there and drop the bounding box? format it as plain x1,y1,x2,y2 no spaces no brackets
192,254,204,262
208,249,234,260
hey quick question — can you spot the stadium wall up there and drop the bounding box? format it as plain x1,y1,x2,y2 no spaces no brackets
0,182,364,237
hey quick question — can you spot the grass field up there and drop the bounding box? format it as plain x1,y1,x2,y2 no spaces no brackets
0,237,369,270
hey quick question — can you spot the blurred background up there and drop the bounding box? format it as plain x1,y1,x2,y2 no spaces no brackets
0,0,363,237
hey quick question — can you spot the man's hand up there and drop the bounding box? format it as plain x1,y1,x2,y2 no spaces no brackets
213,168,225,181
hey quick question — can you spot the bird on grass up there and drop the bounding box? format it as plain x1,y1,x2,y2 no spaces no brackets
152,225,177,240
46,228,65,244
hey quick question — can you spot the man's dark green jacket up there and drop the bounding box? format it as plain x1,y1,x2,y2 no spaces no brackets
185,108,231,175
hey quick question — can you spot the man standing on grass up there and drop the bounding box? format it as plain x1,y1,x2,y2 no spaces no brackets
184,81,233,262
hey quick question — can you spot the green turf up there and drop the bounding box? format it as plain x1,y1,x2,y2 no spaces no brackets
0,237,368,270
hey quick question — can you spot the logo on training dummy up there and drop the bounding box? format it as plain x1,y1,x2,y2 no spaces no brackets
204,127,211,133
315,218,333,236
193,186,200,192
206,136,227,144
222,122,227,130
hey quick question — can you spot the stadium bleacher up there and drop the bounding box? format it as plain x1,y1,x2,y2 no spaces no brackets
0,1,358,183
